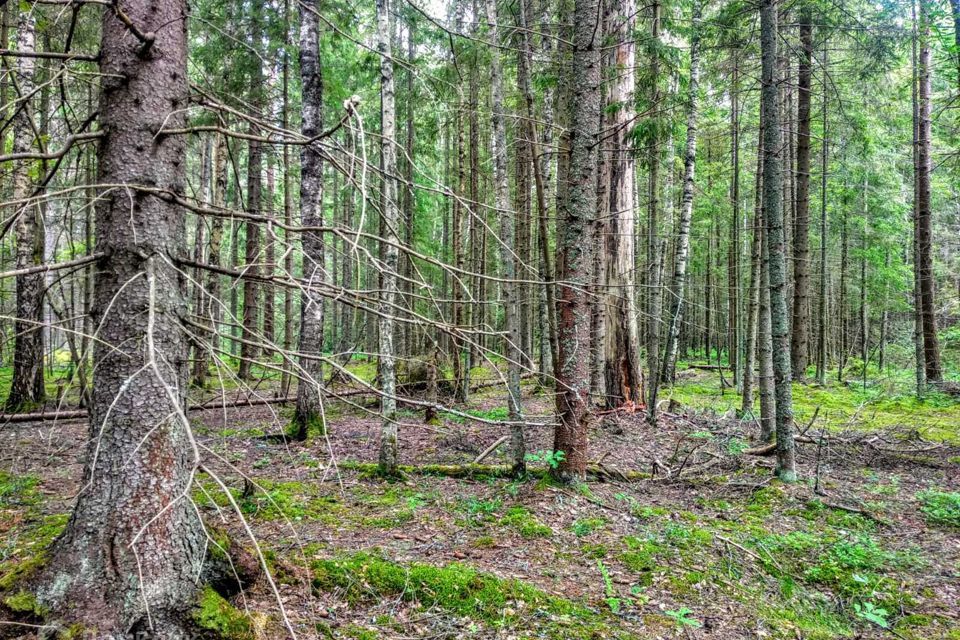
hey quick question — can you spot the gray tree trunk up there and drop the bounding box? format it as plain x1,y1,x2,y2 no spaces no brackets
486,0,525,475
293,0,326,441
661,1,702,386
791,8,813,380
35,2,204,632
7,11,46,412
377,0,400,475
645,0,664,424
761,0,797,481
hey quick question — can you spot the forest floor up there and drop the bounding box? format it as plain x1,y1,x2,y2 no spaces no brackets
1,363,959,639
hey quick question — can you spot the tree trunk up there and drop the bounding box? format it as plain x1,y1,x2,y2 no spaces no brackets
35,2,204,632
7,11,46,412
761,0,797,482
599,0,642,409
661,1,702,385
293,0,326,441
645,0,664,423
916,0,942,383
911,2,926,396
377,0,400,475
728,54,741,392
741,127,763,418
486,0,525,475
816,40,829,386
553,0,601,482
238,7,264,380
791,8,813,381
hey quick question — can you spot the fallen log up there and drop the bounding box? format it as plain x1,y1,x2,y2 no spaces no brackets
337,461,650,482
1,395,296,424
744,435,819,456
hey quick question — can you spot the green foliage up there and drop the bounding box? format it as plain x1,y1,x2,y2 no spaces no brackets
916,490,960,528
3,590,46,617
664,607,701,629
853,601,889,628
596,560,620,613
524,449,566,469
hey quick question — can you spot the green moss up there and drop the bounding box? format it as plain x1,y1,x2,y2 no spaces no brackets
342,624,378,640
0,552,48,594
500,506,553,538
3,590,46,617
570,517,606,537
192,586,253,640
312,552,617,637
288,411,327,438
0,472,41,508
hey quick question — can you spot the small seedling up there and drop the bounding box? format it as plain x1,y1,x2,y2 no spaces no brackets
665,607,701,628
597,560,620,614
853,602,889,628
524,449,566,469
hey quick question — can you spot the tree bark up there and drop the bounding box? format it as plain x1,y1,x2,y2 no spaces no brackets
35,2,204,632
645,0,664,424
661,2,702,386
599,0,642,409
916,0,942,383
238,6,264,380
486,0,525,475
791,8,813,380
552,0,601,482
761,0,797,481
7,11,46,412
377,0,400,475
292,0,326,441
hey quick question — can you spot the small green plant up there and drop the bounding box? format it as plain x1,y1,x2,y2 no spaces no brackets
571,517,605,537
853,601,889,628
524,449,566,469
596,560,620,614
665,607,701,628
917,490,960,528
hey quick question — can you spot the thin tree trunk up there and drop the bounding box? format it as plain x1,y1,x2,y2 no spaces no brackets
741,131,763,417
292,0,326,441
377,0,400,475
729,54,741,391
7,11,46,412
486,0,525,475
911,1,926,396
761,0,797,481
916,0,942,383
35,1,204,630
239,7,264,380
791,8,813,380
816,39,829,386
553,0,601,482
646,0,664,423
661,2,701,385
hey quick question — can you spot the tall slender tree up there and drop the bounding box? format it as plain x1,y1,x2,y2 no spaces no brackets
553,0,601,482
599,0,642,409
7,11,46,412
377,0,401,475
791,6,813,380
292,0,326,441
486,0,525,474
761,0,797,481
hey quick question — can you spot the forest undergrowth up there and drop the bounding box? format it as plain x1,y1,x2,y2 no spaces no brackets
1,360,958,639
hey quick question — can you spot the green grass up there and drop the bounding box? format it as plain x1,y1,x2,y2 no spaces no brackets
312,551,629,638
665,366,960,442
916,490,960,528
